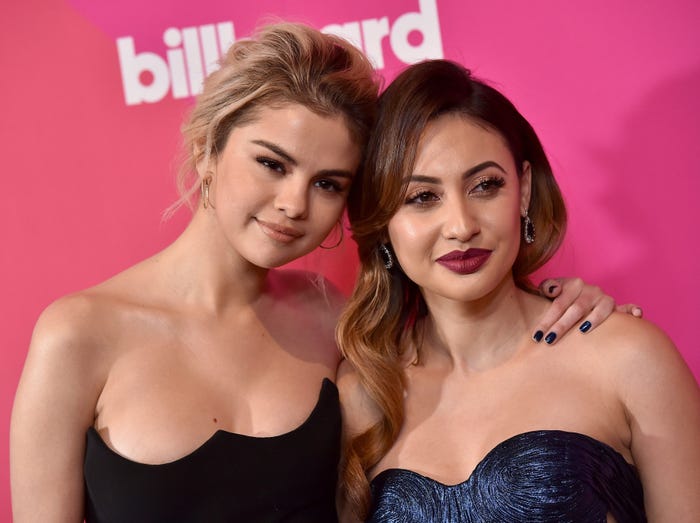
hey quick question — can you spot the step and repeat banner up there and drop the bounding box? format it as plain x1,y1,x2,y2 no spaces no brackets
1,0,698,516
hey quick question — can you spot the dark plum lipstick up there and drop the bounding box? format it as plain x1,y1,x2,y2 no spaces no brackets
436,248,492,275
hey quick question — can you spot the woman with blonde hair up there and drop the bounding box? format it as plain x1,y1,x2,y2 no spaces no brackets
12,24,633,522
338,60,700,522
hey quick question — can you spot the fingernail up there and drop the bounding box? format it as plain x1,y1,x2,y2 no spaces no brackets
533,330,544,342
579,320,592,333
545,332,557,344
547,285,558,294
633,307,642,317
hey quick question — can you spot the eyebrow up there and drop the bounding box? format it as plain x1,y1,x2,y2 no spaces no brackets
251,139,355,179
251,139,297,165
408,160,507,184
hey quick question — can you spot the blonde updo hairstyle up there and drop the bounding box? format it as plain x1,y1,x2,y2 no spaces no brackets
170,22,380,212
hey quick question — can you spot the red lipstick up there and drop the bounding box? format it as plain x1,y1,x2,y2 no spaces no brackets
436,248,492,275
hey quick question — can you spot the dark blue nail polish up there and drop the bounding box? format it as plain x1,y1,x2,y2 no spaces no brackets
533,330,544,342
545,332,557,344
579,320,592,333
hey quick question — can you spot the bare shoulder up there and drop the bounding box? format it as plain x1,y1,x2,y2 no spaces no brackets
582,311,684,368
32,291,110,359
273,269,347,315
583,319,700,519
581,312,698,403
25,289,126,395
337,359,382,436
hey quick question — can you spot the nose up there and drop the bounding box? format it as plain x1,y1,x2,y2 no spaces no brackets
442,198,479,242
274,177,309,219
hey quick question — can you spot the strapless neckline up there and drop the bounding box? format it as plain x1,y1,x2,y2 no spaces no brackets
371,429,635,487
84,377,342,522
368,429,646,523
87,377,337,467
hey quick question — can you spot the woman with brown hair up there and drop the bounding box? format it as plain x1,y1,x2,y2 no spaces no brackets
11,23,633,522
338,60,700,522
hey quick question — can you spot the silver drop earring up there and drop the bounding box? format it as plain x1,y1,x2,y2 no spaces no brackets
523,212,535,244
379,243,394,269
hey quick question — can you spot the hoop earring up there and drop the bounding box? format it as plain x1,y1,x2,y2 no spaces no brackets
201,175,215,209
522,212,535,244
320,221,344,249
379,243,394,269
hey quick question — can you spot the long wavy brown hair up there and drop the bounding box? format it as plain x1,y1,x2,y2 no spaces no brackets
336,60,567,519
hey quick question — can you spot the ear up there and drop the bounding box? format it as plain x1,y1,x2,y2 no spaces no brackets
519,161,532,215
194,144,215,180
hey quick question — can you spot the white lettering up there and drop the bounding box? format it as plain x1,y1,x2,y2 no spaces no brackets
199,24,220,76
117,22,235,105
390,0,443,64
361,18,390,69
216,22,235,57
182,27,204,95
322,22,363,49
164,28,188,99
116,3,443,106
117,37,170,105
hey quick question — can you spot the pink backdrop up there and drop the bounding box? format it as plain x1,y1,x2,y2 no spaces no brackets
2,0,699,518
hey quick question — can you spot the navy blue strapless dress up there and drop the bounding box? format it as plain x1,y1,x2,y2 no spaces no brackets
369,430,646,522
84,379,340,523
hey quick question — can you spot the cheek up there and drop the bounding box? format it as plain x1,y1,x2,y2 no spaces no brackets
311,195,346,228
388,216,434,261
388,219,417,246
482,199,521,237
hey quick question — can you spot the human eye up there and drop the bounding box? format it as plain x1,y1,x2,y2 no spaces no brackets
256,156,286,174
405,188,440,207
314,178,345,193
468,176,505,196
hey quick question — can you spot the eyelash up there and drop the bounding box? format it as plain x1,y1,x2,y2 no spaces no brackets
257,156,286,174
405,190,439,206
315,179,344,193
471,175,506,194
257,156,345,194
405,176,506,207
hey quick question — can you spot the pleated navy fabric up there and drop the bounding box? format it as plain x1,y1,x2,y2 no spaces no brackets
369,430,646,523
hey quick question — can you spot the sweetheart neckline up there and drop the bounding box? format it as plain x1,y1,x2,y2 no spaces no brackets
86,377,337,467
370,429,636,488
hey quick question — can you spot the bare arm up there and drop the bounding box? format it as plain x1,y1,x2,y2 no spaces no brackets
10,297,107,522
616,317,700,521
533,277,642,345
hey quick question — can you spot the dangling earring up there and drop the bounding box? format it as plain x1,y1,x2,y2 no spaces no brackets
379,243,394,269
522,212,535,244
320,221,344,249
201,175,215,209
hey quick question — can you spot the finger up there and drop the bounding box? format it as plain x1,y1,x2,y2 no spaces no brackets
572,295,616,335
538,278,563,298
616,303,643,318
537,301,590,345
531,278,586,344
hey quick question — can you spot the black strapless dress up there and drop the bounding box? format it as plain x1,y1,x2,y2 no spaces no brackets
369,430,646,522
84,378,340,522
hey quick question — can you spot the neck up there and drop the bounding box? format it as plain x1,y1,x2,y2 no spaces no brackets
419,275,545,372
156,208,270,314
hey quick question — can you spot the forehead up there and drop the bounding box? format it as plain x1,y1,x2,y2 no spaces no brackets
231,103,351,143
413,113,515,175
224,103,361,165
